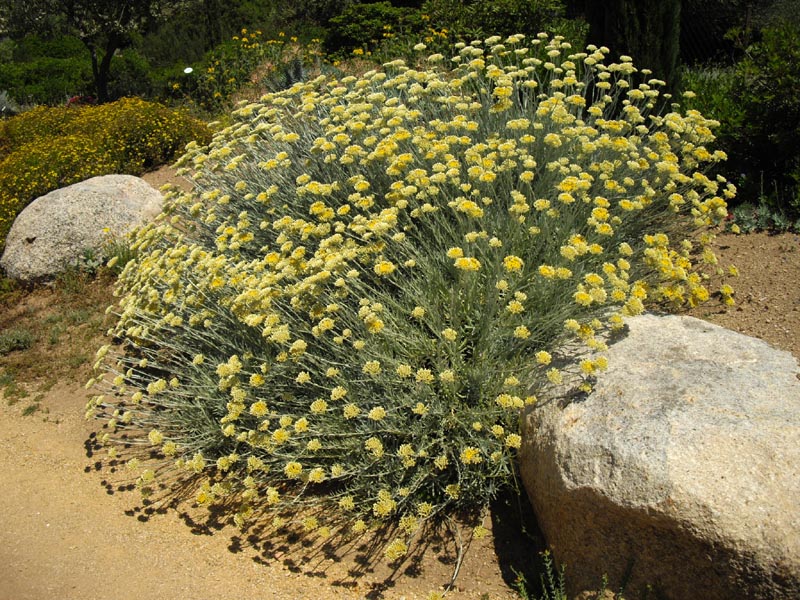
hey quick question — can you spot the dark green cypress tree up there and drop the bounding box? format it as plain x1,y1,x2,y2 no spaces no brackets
582,0,682,91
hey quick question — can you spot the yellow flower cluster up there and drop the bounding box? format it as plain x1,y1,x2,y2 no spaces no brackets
90,32,734,561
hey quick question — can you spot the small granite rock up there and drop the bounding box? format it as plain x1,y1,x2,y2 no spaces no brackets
520,314,800,599
0,175,162,281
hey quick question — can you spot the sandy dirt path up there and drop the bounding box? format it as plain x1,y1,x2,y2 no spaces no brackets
0,386,520,600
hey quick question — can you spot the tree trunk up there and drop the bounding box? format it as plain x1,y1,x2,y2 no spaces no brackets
84,31,122,103
87,40,100,100
96,33,119,103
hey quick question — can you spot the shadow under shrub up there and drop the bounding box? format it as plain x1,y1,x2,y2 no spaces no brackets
0,98,211,251
89,33,733,566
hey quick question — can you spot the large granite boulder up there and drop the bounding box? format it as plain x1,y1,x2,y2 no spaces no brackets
520,314,800,599
0,174,162,281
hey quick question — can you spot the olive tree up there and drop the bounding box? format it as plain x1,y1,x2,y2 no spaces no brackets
0,0,197,102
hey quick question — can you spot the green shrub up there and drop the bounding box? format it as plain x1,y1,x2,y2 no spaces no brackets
325,0,586,66
108,49,158,100
421,0,572,41
0,56,93,106
169,30,325,112
0,328,34,355
11,34,86,61
683,18,800,218
0,98,211,250
0,35,93,105
325,1,425,59
134,0,325,70
583,0,681,91
733,20,800,215
0,105,85,158
89,34,733,563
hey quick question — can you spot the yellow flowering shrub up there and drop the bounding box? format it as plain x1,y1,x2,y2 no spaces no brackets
89,33,733,560
0,98,211,251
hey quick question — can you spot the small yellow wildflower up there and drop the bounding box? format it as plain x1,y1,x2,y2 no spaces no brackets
385,539,408,561
546,368,563,385
284,461,303,478
503,255,524,272
454,256,481,271
365,436,384,458
310,399,328,414
343,403,360,419
460,446,483,464
249,400,268,417
416,368,435,384
514,325,531,339
374,260,396,276
441,328,457,341
506,299,524,314
412,402,429,415
330,386,347,400
368,406,387,420
505,433,522,449
362,360,381,375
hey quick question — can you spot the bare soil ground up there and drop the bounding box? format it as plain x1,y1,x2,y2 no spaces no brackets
1,168,798,599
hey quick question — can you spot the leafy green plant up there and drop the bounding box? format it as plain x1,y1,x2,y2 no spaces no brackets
421,0,581,45
103,237,138,276
684,17,800,221
536,551,567,600
89,33,733,566
325,1,424,60
0,367,26,403
0,35,94,105
21,401,40,416
71,248,104,275
0,328,34,355
0,368,14,387
728,200,798,233
169,30,325,112
48,323,65,346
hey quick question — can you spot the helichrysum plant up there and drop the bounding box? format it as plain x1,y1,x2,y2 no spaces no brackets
88,33,734,563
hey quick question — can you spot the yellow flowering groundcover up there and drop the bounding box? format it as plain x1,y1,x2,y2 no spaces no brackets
88,33,734,561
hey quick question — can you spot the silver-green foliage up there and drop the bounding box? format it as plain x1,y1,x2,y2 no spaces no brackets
88,33,733,558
